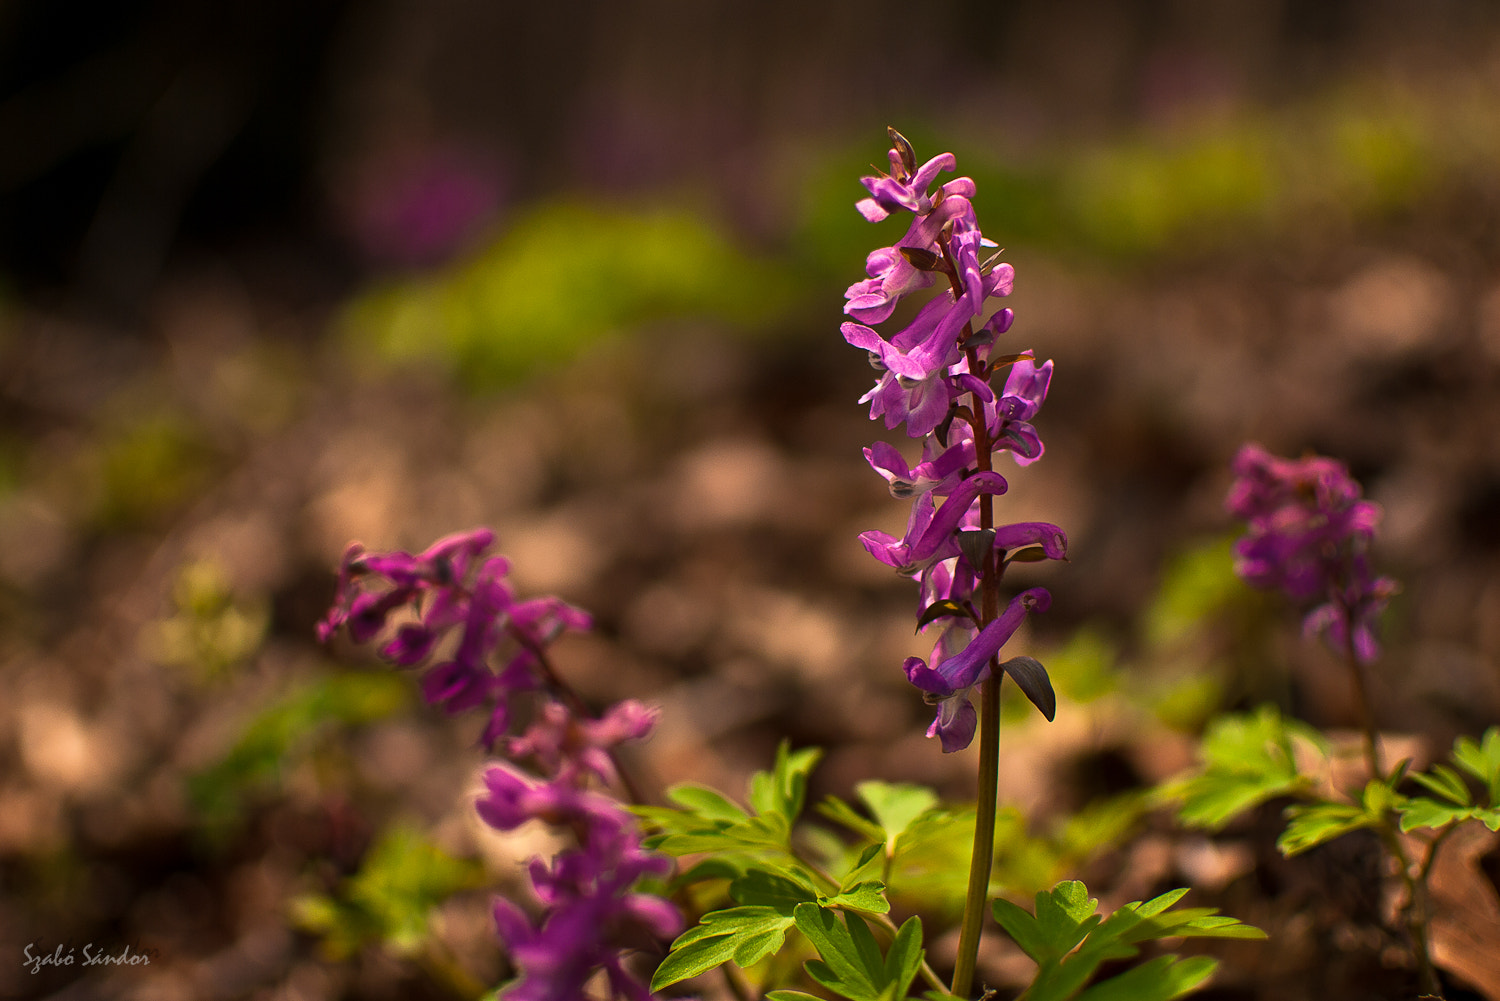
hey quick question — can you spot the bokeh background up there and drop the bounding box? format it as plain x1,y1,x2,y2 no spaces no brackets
3,1,1500,998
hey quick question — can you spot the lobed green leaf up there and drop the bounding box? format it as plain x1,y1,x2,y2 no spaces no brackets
1277,802,1371,856
667,783,751,822
1453,727,1500,805
651,905,797,991
795,903,885,1001
858,781,941,853
1073,955,1219,1001
996,881,1262,1001
1409,763,1472,806
1398,797,1474,833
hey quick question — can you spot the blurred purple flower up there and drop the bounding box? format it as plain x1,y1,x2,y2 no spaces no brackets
317,528,590,748
344,142,504,268
479,759,678,1001
1226,444,1398,663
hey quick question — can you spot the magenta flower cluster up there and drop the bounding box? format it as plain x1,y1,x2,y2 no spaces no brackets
845,130,1065,751
1226,444,1399,664
319,527,679,1001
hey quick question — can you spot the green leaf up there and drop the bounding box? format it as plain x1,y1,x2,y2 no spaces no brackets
1277,802,1371,856
820,880,891,915
1409,763,1472,806
188,673,411,839
857,781,940,854
731,869,818,912
766,993,826,1001
887,805,976,913
667,784,751,822
671,856,743,889
829,843,886,895
993,882,1099,965
996,882,1262,1001
818,794,887,843
749,741,823,822
1453,727,1500,805
794,904,887,1001
292,823,485,958
651,905,797,991
1162,706,1322,830
1476,807,1500,832
1397,797,1472,833
884,915,924,998
1073,955,1219,1001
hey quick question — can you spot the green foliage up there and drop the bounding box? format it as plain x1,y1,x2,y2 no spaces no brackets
856,782,941,858
1277,776,1406,856
819,787,1148,915
151,559,269,683
1143,537,1243,651
186,672,411,838
293,824,485,958
651,904,801,990
645,744,917,993
637,742,823,870
1398,726,1500,834
1454,727,1500,808
343,201,801,389
788,904,923,1001
1161,705,1324,829
993,881,1264,1001
90,411,216,529
642,742,840,990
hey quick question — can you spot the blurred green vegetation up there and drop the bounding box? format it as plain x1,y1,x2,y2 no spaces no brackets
343,81,1493,394
342,201,804,389
187,672,412,843
148,559,270,684
87,410,217,529
1006,535,1250,732
293,823,487,959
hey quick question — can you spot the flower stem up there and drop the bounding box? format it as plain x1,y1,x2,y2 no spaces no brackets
1342,627,1441,996
511,624,649,805
1341,620,1382,782
952,337,1003,999
951,671,1001,998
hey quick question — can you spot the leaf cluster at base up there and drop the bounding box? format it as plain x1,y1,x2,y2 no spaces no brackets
993,881,1264,1001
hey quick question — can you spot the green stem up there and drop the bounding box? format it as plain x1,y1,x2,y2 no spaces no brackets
1341,626,1440,996
952,330,1003,999
951,672,1001,998
1374,820,1442,997
1341,626,1382,782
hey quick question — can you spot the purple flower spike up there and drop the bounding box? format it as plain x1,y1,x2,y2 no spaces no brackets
1226,444,1398,664
846,130,1065,753
319,528,676,1000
